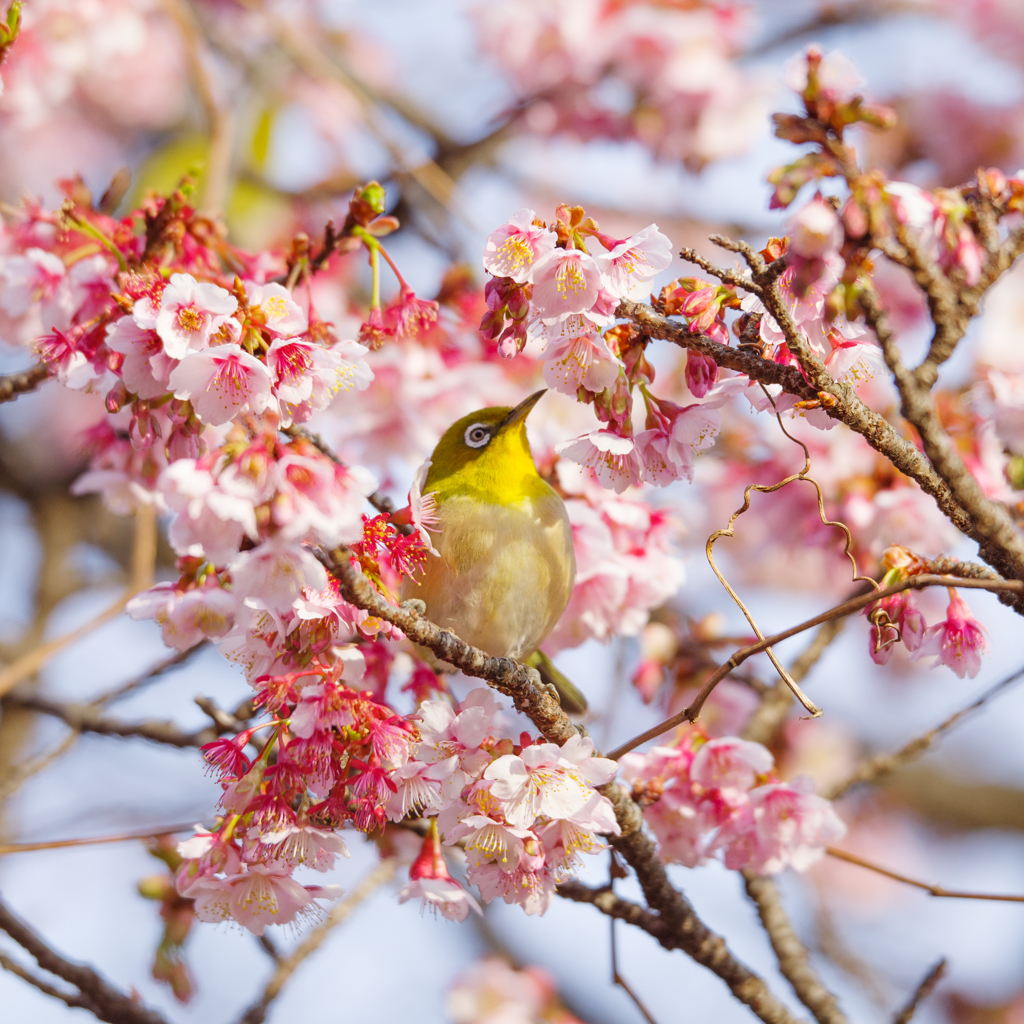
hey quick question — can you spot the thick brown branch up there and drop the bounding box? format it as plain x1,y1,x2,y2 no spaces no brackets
743,873,846,1024
0,363,48,404
0,951,95,1012
323,549,801,1024
864,294,1024,593
0,895,170,1024
556,879,802,1024
617,298,977,549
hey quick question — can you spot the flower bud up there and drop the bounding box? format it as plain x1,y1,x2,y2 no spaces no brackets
788,196,843,259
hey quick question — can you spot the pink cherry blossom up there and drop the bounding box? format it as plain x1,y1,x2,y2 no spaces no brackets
484,743,594,829
724,778,847,874
154,273,238,359
554,430,644,493
685,351,719,398
482,208,558,284
400,827,481,922
168,343,275,426
635,394,724,486
445,814,536,872
529,247,603,319
245,281,307,337
0,247,65,319
160,459,259,566
259,823,350,870
788,196,843,259
539,315,621,395
689,737,774,797
594,224,673,300
105,316,173,399
784,47,864,104
189,864,341,936
229,537,329,614
910,590,988,678
126,580,237,650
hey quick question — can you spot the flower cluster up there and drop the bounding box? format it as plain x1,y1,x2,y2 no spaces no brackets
865,546,988,678
481,204,739,491
447,956,585,1024
474,0,770,166
621,726,846,873
174,683,619,932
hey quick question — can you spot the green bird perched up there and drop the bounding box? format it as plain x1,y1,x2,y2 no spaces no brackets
400,389,587,713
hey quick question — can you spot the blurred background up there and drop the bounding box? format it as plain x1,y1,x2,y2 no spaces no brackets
3,1,1024,1022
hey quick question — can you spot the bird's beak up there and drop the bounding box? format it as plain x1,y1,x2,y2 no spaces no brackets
499,389,546,430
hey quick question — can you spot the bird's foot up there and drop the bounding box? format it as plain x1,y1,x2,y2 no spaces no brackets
400,598,426,616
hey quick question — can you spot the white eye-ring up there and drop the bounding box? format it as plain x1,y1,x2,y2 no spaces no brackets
464,423,491,448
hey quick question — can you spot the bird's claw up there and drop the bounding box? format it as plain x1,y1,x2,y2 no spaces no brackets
400,598,426,616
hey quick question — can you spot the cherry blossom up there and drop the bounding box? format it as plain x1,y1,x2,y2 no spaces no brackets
168,344,275,426
482,208,558,283
126,580,237,650
539,315,621,395
188,864,341,936
529,247,603,319
911,589,988,678
154,273,237,359
593,225,673,300
399,826,481,922
554,430,644,493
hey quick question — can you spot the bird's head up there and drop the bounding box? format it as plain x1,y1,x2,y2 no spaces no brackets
425,389,548,504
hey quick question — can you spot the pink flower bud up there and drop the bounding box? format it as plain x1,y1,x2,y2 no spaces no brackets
685,351,719,398
788,197,843,259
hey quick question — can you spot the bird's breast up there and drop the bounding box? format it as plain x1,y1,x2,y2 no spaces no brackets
401,487,576,660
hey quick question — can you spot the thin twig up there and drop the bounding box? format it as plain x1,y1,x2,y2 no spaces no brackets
2,690,227,748
606,574,1023,760
0,729,80,802
0,364,48,404
827,664,1024,800
237,857,398,1024
610,917,660,1024
0,823,202,856
0,894,171,1023
160,0,234,214
892,959,946,1024
826,847,1024,902
0,593,132,698
89,646,203,707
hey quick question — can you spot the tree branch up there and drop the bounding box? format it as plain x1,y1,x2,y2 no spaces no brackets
0,951,95,1012
827,664,1024,800
2,691,224,748
237,857,397,1024
0,364,48,404
892,960,946,1024
743,873,846,1024
322,548,803,1024
0,895,170,1024
826,847,1024,902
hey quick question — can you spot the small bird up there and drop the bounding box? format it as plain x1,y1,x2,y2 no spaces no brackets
400,389,586,711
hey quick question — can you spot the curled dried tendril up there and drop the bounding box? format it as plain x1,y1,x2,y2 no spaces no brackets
704,385,881,718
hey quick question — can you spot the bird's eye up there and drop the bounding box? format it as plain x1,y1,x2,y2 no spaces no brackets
464,423,491,448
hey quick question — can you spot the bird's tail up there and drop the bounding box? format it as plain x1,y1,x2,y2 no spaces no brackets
525,650,588,715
